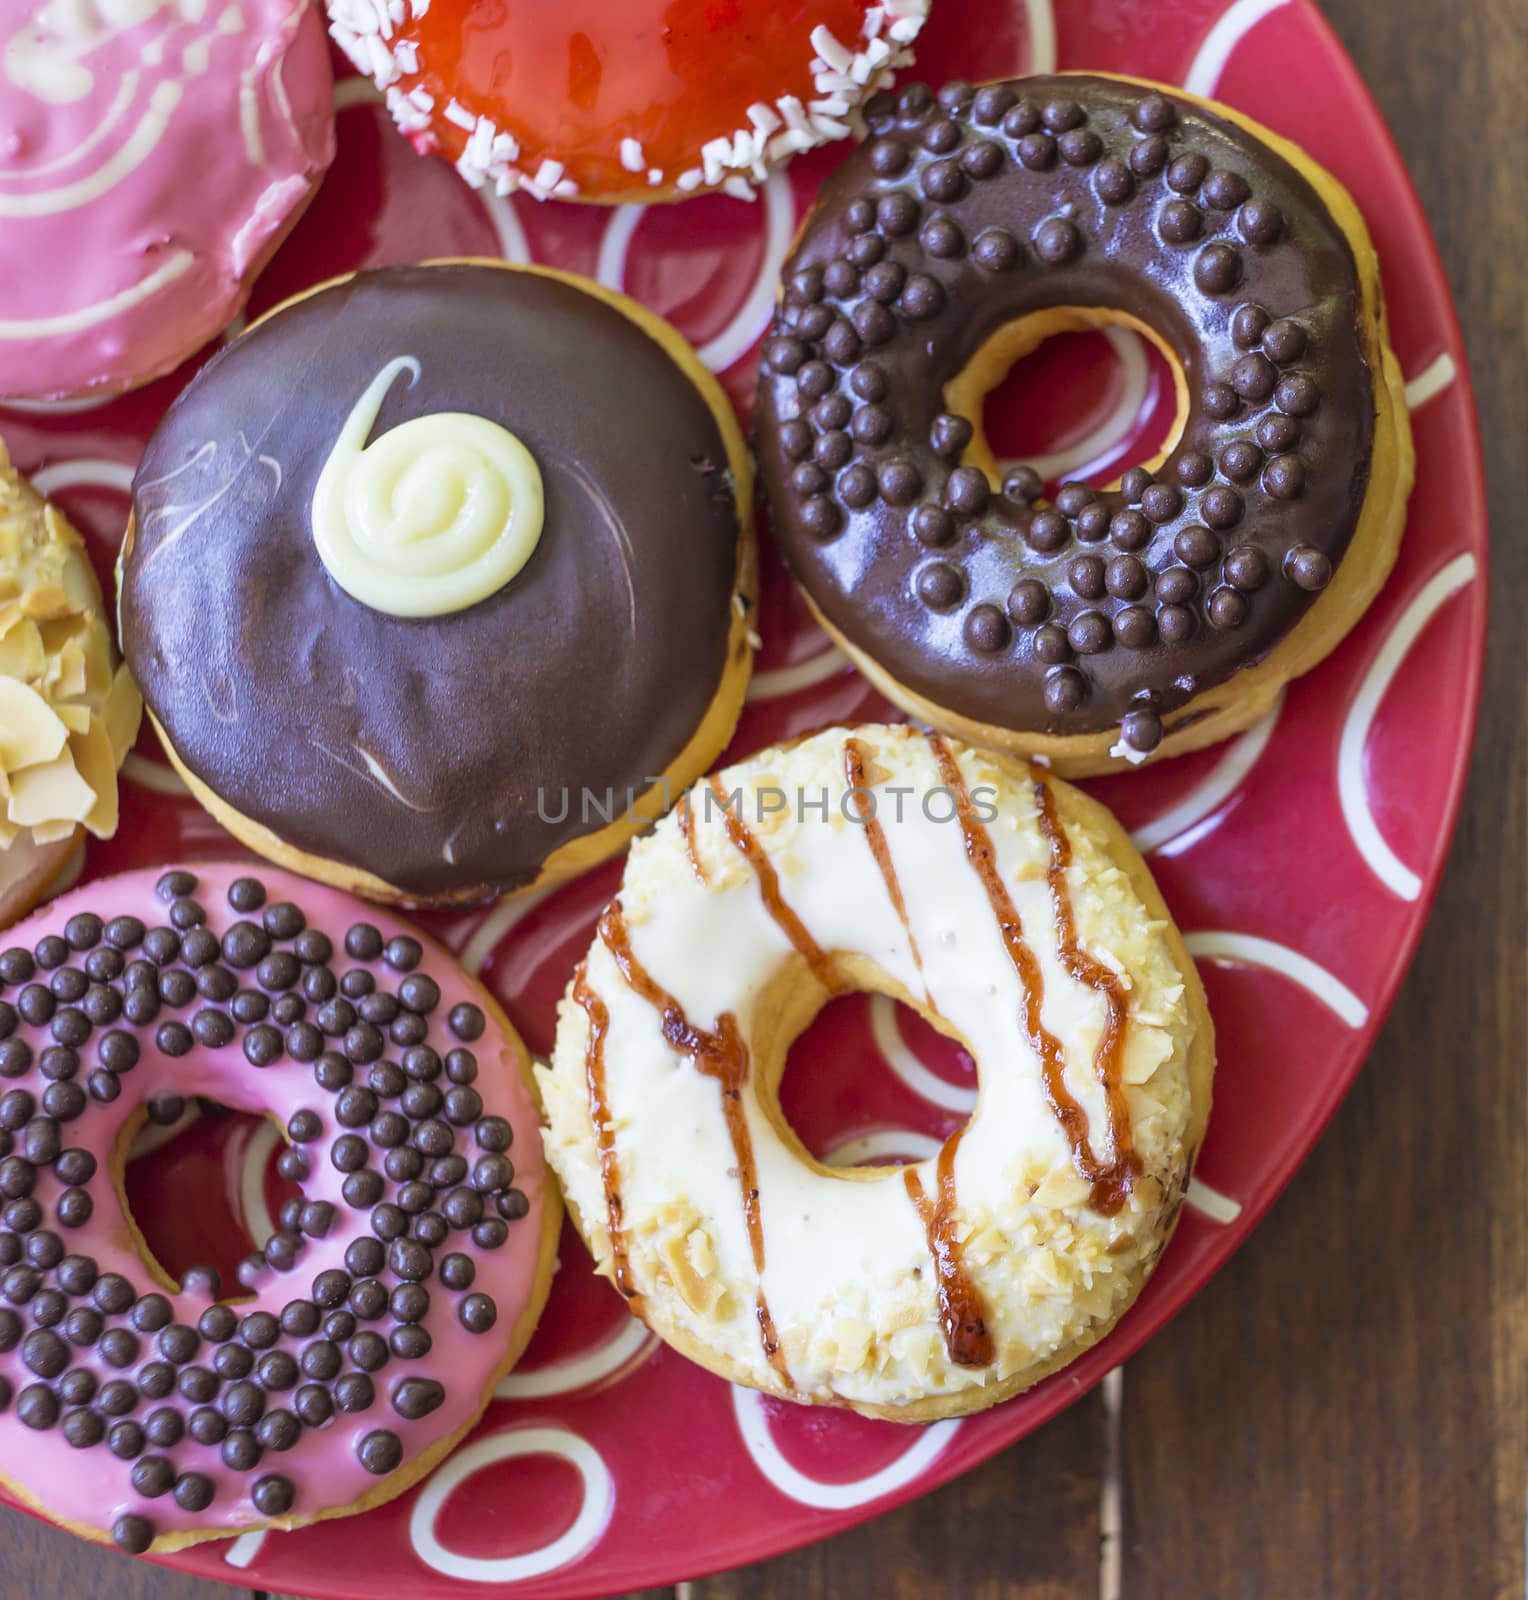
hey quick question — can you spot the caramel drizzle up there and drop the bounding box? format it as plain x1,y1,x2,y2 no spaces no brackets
676,793,707,886
596,900,791,1384
706,774,841,993
925,734,1137,1215
842,736,991,1364
1031,777,1138,1210
904,1128,994,1367
843,736,925,980
572,962,639,1300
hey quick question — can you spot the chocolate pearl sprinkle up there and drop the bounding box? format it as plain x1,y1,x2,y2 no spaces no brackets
358,1428,403,1476
392,1377,445,1419
1157,603,1194,642
326,1308,358,1342
1158,199,1201,245
175,1472,215,1513
227,877,266,913
222,1429,260,1471
113,1514,153,1554
251,1473,295,1515
0,885,516,1514
439,1252,475,1292
459,1293,497,1334
972,228,1019,272
1018,132,1055,171
1286,545,1332,590
472,1219,508,1251
973,84,1016,124
33,938,67,972
214,1342,253,1381
168,898,205,930
295,1384,332,1428
1130,135,1168,177
390,1324,431,1360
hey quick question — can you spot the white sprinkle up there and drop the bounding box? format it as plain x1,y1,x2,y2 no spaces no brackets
809,23,853,72
700,135,730,185
385,84,427,131
810,112,851,139
490,130,519,161
676,168,703,191
493,169,520,195
393,37,417,72
864,4,886,38
778,93,808,132
746,101,782,135
363,31,397,85
443,97,475,131
466,114,494,168
406,84,433,111
551,177,579,197
810,94,852,117
410,0,428,15
646,167,663,185
721,175,757,201
888,15,920,40
619,137,645,172
766,128,814,162
532,156,564,192
455,151,486,188
811,71,855,97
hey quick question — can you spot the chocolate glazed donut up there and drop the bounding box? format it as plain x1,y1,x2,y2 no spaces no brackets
120,263,754,903
755,74,1412,771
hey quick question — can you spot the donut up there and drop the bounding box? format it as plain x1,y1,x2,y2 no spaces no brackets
0,862,560,1554
0,0,334,404
540,723,1213,1419
754,74,1414,773
0,443,141,929
118,261,756,907
327,0,930,203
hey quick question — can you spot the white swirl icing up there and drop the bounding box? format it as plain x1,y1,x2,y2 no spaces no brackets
310,356,544,618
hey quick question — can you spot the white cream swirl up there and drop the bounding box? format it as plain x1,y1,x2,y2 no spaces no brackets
310,356,545,618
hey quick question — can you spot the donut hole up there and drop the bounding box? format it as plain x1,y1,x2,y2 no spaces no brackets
121,1103,295,1293
950,308,1184,494
769,987,976,1172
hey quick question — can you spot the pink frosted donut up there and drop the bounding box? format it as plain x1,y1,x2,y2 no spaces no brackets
0,863,559,1554
0,0,335,402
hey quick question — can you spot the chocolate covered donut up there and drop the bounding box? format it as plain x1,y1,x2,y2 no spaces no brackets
120,263,754,903
755,74,1412,772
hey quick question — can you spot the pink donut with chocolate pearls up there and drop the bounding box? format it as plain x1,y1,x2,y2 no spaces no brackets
0,863,558,1554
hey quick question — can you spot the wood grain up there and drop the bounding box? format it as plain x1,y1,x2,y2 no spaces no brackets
0,1513,247,1600
1119,0,1528,1595
0,1,1520,1597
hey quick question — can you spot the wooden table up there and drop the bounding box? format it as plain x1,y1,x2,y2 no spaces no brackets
3,0,1521,1594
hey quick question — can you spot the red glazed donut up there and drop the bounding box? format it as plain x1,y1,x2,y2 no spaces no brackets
0,863,559,1555
326,0,930,203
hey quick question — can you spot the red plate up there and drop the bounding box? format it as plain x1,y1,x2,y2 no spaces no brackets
0,0,1486,1592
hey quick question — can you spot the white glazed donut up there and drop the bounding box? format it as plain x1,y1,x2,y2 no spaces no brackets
540,724,1214,1421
